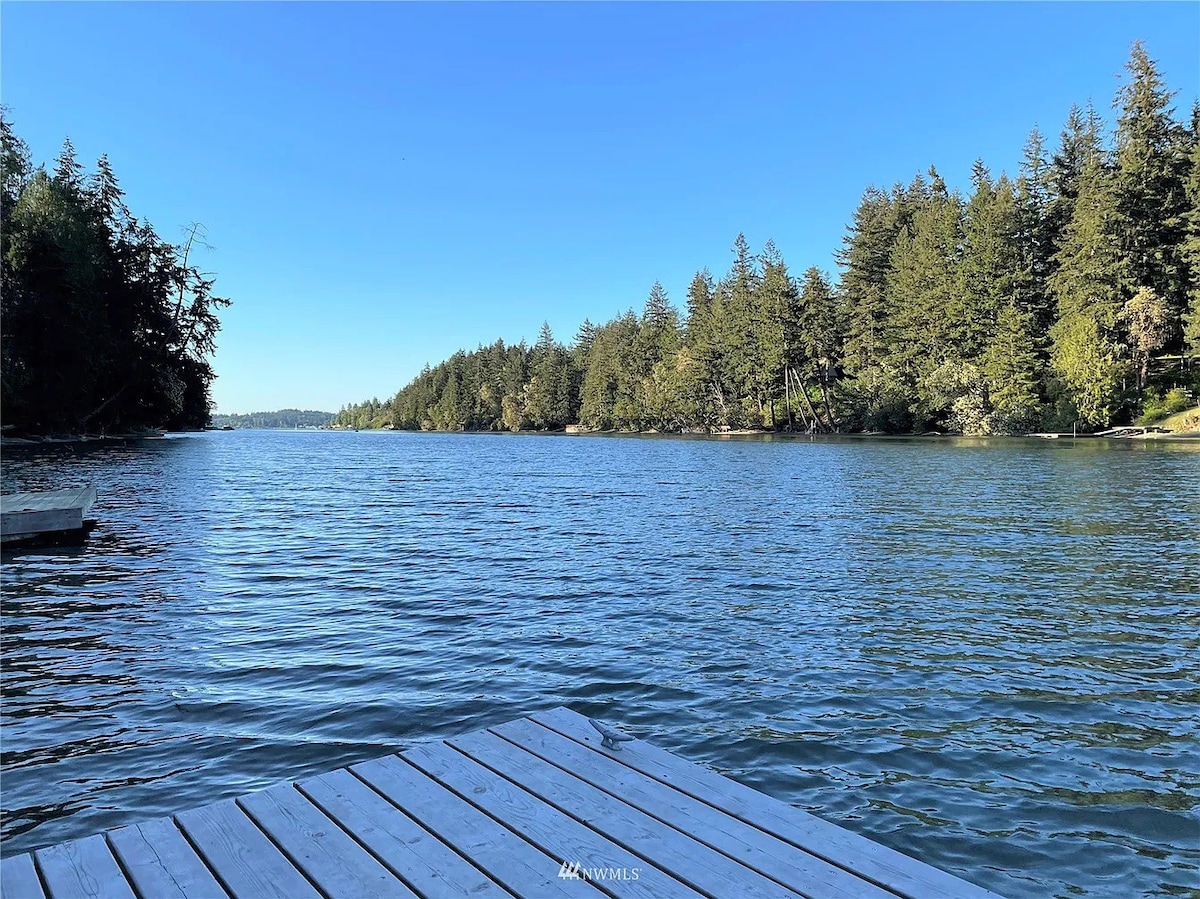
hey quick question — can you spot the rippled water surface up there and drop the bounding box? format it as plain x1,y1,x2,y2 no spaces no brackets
2,431,1198,897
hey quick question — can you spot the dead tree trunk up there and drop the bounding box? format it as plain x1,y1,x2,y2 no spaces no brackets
793,370,826,432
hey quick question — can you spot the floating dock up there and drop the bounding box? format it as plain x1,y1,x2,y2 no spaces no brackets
0,707,999,898
0,487,97,546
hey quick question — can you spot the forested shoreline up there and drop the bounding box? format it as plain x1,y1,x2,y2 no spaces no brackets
338,44,1199,436
211,409,334,429
1,116,229,435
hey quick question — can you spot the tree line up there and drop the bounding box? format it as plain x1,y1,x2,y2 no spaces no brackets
335,44,1198,435
1,115,230,434
211,409,334,429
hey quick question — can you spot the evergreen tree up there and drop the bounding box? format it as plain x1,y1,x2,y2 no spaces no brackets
981,301,1044,431
88,155,128,233
839,187,899,376
636,281,680,377
1181,103,1200,352
794,267,840,429
1,112,31,210
1049,148,1127,327
683,269,720,425
1015,128,1058,330
580,312,640,430
1048,142,1130,426
53,137,84,193
2,118,229,432
755,240,797,427
1113,42,1191,339
1049,104,1104,250
961,162,1021,357
885,168,966,425
524,322,571,428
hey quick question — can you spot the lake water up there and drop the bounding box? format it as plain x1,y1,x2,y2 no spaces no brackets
1,430,1198,897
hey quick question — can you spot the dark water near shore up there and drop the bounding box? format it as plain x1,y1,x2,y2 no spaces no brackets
2,431,1198,897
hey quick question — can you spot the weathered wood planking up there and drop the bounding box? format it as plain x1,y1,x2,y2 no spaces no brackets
0,853,44,899
1,487,96,542
106,818,227,899
529,707,990,899
1,707,1003,898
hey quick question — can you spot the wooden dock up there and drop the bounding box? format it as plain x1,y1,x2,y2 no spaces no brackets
0,487,97,546
0,707,1000,898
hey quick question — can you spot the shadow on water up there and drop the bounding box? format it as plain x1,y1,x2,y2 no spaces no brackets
1,430,1198,898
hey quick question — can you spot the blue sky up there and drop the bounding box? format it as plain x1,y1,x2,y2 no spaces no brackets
4,3,1197,414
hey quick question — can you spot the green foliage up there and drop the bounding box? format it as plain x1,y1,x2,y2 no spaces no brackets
1137,387,1193,424
962,165,1021,354
839,186,901,376
1182,104,1200,352
1120,286,1173,387
1049,315,1129,428
338,42,1194,437
213,409,334,429
1185,292,1200,354
981,303,1044,433
1,115,229,433
1113,42,1192,329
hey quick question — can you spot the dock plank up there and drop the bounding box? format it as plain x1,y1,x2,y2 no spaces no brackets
298,769,508,898
33,834,135,899
531,708,998,899
1,487,96,542
352,754,602,899
6,707,1005,899
450,728,801,899
0,852,45,899
490,718,893,899
402,741,702,899
106,817,228,899
1,508,83,538
175,798,321,899
1,487,95,516
238,783,416,898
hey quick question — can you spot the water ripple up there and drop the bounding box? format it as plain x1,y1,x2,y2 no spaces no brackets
2,431,1199,897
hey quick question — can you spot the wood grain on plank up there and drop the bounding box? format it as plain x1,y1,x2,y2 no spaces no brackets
492,717,895,899
298,769,508,898
531,708,1000,899
401,741,702,899
175,799,321,899
107,817,228,899
352,753,602,899
0,853,45,899
238,783,415,898
33,834,135,899
450,728,802,899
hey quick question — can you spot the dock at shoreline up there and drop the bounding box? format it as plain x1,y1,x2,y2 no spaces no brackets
0,707,999,898
0,487,97,547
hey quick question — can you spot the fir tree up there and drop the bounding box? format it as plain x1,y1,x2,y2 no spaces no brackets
53,137,84,192
1048,139,1128,424
1113,42,1191,337
1015,127,1058,331
981,301,1044,431
885,168,966,423
961,162,1021,357
839,187,900,376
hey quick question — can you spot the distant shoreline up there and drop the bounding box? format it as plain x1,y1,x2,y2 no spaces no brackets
326,426,1200,442
5,426,1196,450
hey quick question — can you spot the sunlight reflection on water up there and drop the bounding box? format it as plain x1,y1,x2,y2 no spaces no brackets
2,431,1198,897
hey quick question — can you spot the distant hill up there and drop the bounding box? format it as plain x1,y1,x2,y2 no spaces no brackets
211,409,334,429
